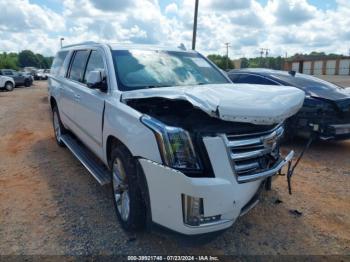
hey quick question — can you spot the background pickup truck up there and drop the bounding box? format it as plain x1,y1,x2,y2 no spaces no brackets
48,42,304,235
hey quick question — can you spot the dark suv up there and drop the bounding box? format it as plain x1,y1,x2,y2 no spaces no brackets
228,68,350,140
0,69,33,87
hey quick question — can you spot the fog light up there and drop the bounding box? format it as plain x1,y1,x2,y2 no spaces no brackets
182,194,203,226
182,194,222,226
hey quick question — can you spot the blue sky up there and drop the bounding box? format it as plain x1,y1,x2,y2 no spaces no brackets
0,0,349,57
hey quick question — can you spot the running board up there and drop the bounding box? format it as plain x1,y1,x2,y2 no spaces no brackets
60,134,111,185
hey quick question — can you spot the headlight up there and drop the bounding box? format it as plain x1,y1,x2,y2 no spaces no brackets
141,115,200,170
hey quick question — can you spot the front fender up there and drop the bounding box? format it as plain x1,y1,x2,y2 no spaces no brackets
103,96,162,165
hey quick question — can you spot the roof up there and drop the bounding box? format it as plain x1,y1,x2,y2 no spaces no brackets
61,41,192,52
228,68,291,77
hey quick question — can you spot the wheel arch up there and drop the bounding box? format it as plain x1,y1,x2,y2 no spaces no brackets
5,80,14,86
106,135,130,167
106,134,152,228
50,96,57,110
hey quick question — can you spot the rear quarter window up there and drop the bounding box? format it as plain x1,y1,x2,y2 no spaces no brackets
51,51,69,77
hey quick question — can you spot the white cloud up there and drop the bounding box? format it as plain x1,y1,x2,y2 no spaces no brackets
90,0,133,12
0,0,349,59
0,0,64,32
165,3,178,15
203,0,251,11
266,0,318,25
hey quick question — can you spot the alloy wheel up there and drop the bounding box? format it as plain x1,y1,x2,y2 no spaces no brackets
113,158,130,221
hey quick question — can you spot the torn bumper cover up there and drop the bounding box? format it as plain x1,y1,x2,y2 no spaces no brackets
236,150,294,183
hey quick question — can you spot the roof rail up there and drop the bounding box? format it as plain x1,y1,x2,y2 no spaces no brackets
61,41,100,49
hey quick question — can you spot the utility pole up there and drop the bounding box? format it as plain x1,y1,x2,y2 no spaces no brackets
265,48,270,58
260,48,264,58
260,48,264,66
192,0,199,50
260,48,270,68
60,37,64,48
265,48,270,68
225,42,231,70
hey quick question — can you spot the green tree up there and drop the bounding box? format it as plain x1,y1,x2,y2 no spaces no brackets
43,56,54,68
240,57,249,68
35,53,46,68
0,53,18,70
18,50,39,68
207,54,234,70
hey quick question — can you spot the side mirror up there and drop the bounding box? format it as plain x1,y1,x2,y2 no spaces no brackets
86,70,107,92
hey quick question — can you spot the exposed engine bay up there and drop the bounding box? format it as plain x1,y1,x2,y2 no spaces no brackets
126,97,278,135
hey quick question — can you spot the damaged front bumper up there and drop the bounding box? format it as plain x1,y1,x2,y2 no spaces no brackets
138,149,294,235
320,123,350,140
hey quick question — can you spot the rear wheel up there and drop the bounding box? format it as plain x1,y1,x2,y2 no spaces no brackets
52,106,66,147
4,81,14,91
111,145,146,231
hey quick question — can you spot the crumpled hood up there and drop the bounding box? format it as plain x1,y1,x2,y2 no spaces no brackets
121,83,305,125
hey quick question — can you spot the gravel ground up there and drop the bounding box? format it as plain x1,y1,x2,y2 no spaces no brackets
0,81,349,256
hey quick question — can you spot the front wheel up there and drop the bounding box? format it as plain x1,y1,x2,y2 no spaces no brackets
111,145,146,231
4,81,14,91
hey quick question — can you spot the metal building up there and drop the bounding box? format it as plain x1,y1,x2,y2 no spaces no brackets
284,55,350,75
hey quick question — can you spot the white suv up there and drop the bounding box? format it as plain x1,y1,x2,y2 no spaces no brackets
0,75,15,91
48,42,304,235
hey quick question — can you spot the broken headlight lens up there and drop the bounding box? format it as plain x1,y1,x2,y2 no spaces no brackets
141,115,200,170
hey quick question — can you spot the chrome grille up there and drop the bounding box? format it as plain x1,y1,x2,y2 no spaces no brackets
222,124,284,182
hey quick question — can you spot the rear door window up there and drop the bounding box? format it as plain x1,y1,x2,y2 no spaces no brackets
68,50,90,83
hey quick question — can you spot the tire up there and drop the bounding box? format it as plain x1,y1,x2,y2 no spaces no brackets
4,81,14,91
24,79,31,87
110,145,146,231
52,106,67,147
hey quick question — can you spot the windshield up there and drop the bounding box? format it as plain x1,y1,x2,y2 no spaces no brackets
112,50,229,91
